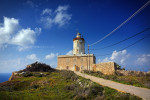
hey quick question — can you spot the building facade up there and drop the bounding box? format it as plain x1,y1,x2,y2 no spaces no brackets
57,32,116,75
57,32,96,71
57,54,96,71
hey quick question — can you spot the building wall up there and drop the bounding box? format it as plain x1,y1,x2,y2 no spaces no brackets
73,40,85,55
57,55,116,75
94,62,116,75
57,54,95,71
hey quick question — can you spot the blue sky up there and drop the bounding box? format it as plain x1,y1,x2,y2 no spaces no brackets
0,0,150,73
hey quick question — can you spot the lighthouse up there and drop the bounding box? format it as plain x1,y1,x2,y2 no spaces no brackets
57,32,116,74
73,32,85,55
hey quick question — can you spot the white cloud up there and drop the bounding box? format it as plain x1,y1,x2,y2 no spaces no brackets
42,8,52,15
45,53,58,60
17,45,48,52
97,59,101,63
136,54,150,65
0,58,27,73
35,27,42,35
0,57,42,73
40,17,53,28
11,28,36,46
55,5,69,12
98,50,130,65
26,54,38,60
54,5,71,27
66,50,72,55
26,0,38,8
147,54,150,57
97,57,111,64
18,46,31,51
40,5,72,28
11,27,41,47
0,17,19,46
103,57,111,62
0,17,41,50
110,50,130,65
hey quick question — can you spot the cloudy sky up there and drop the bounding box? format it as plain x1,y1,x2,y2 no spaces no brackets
0,0,150,73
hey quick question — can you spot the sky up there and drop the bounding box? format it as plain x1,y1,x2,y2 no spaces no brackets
0,0,150,73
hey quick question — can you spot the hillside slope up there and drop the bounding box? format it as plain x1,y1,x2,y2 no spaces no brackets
0,70,141,100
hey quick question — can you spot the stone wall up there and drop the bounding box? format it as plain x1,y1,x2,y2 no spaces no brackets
116,70,150,77
57,54,96,71
94,62,116,75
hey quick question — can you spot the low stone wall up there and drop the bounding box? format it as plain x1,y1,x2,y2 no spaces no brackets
94,62,116,75
116,70,150,77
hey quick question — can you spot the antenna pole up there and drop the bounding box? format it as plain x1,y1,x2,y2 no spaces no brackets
88,45,90,71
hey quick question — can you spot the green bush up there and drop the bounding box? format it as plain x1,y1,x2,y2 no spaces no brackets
59,70,78,81
33,73,45,77
22,72,33,77
31,84,39,89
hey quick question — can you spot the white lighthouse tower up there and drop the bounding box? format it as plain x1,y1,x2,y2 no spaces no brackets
73,32,85,55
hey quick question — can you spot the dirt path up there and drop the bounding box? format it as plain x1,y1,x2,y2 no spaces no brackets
75,72,150,100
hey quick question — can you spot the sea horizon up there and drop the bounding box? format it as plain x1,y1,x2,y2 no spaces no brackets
0,73,12,83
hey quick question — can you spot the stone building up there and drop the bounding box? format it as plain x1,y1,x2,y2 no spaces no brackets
57,54,96,71
57,33,95,71
57,32,116,75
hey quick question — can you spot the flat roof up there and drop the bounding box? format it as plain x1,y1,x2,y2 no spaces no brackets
58,54,95,58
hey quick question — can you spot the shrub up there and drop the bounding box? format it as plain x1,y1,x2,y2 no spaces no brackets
23,72,33,77
74,83,104,99
82,70,90,73
33,73,46,77
89,84,104,96
31,84,39,89
111,75,117,80
97,71,103,75
116,64,121,70
65,83,78,90
144,81,150,88
60,70,78,81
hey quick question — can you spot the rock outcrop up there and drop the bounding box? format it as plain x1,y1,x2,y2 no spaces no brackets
19,61,54,72
9,62,55,81
9,72,19,81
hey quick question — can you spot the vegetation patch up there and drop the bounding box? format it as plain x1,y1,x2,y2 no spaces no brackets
0,70,141,100
83,70,150,89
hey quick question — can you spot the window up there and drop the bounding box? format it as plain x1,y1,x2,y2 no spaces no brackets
66,66,69,69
